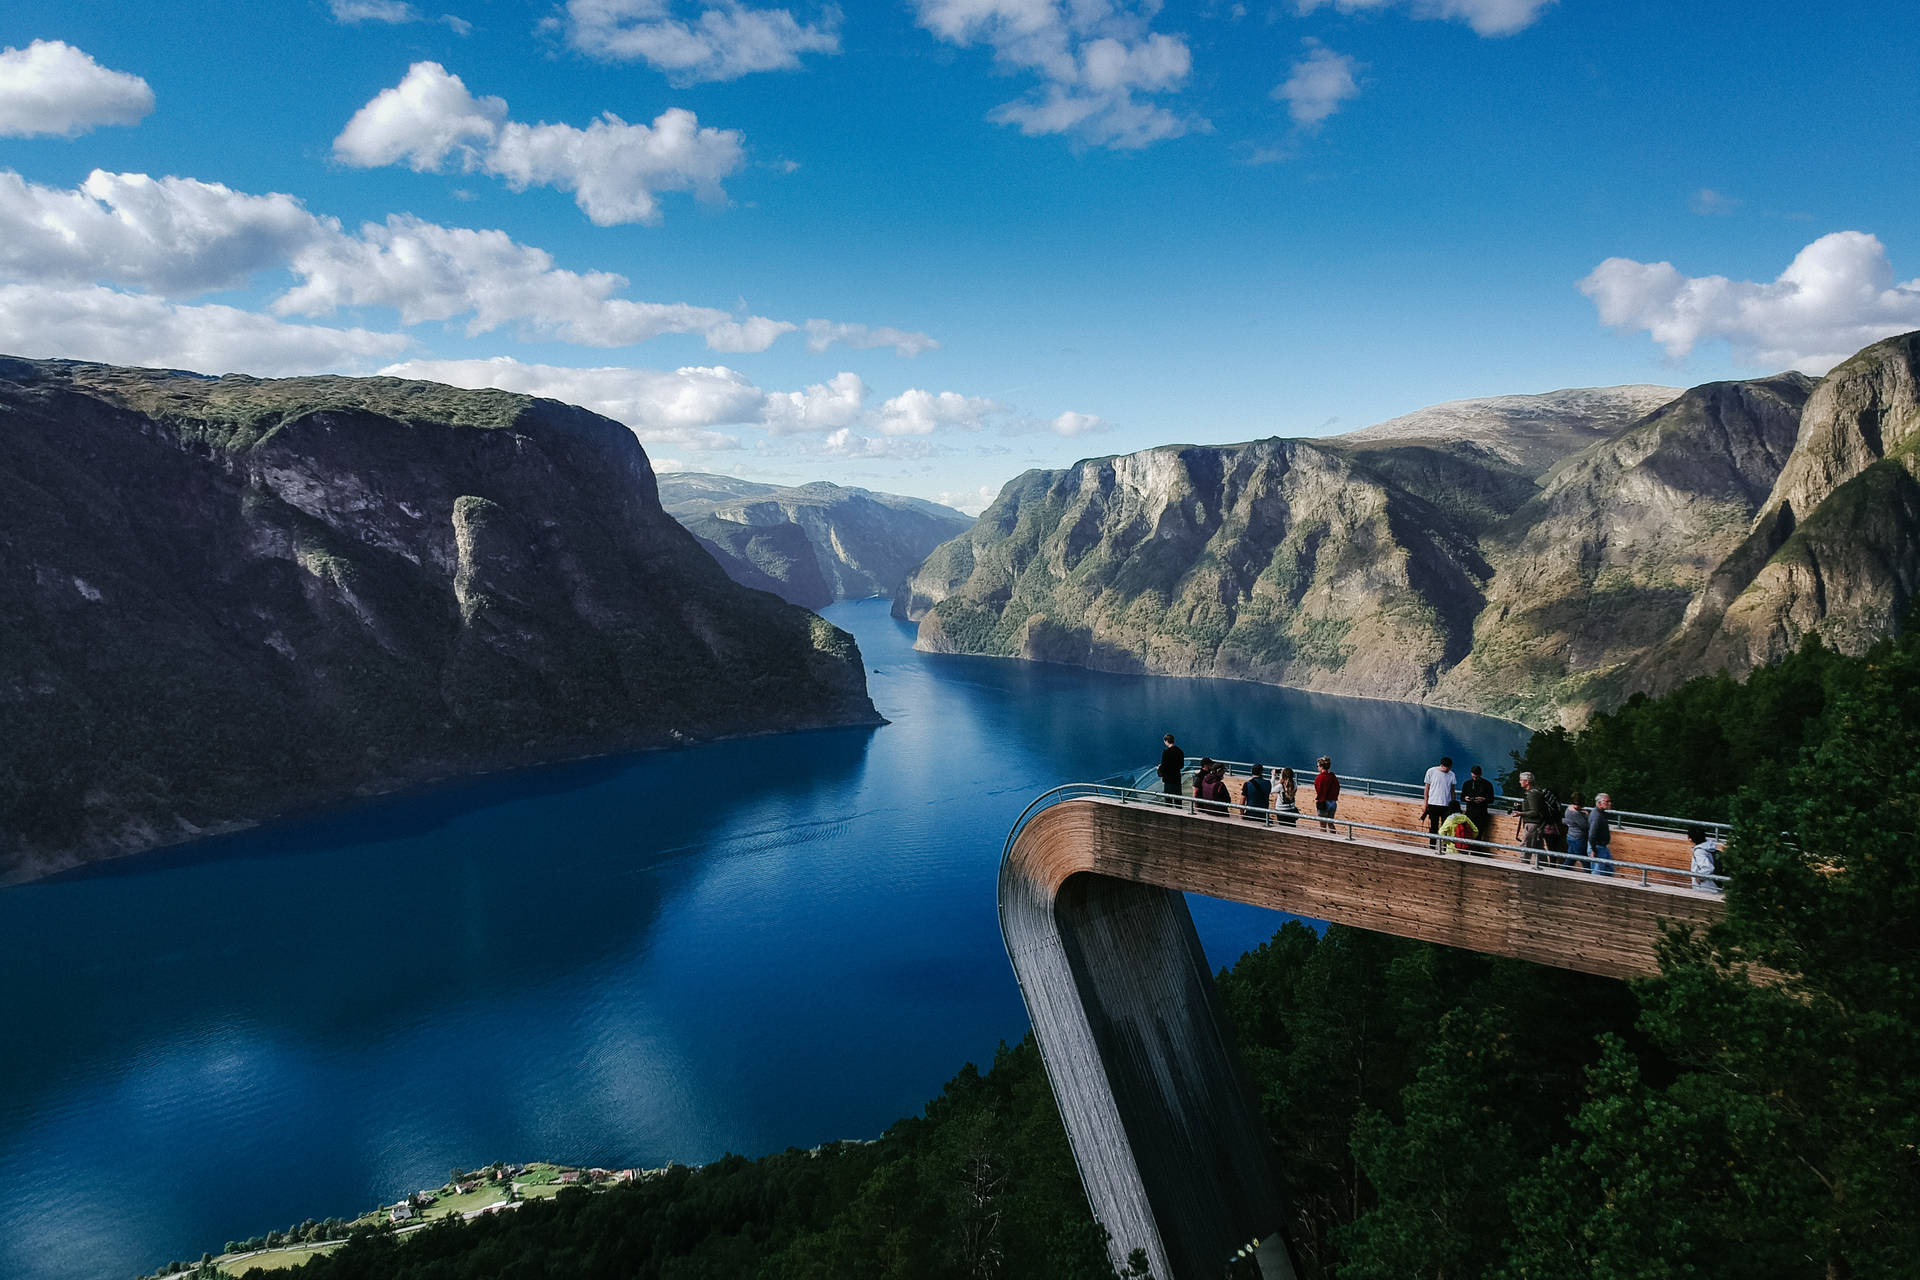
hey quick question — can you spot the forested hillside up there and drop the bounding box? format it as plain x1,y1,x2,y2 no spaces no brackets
228,624,1920,1279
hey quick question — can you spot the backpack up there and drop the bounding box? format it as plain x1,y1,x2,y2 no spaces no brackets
1538,788,1565,834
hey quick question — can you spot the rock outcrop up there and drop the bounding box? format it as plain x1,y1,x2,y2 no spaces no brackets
0,358,880,882
659,474,973,608
900,346,1920,725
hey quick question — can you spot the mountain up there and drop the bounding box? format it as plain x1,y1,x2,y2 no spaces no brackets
898,349,1920,725
1639,331,1920,688
0,358,880,883
658,473,973,609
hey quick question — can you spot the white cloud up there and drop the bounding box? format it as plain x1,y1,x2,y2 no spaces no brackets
329,0,421,22
0,283,407,376
333,62,744,225
803,318,939,357
913,0,1201,149
1293,0,1553,36
0,40,154,138
1689,187,1741,217
442,14,474,35
375,357,1012,457
1049,409,1106,436
0,170,318,294
1580,231,1920,374
1273,42,1359,128
0,168,904,356
382,356,755,449
559,0,841,84
937,484,1000,515
820,428,932,458
876,387,1002,435
761,371,867,433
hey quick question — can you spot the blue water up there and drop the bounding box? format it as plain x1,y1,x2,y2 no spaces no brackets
0,600,1526,1280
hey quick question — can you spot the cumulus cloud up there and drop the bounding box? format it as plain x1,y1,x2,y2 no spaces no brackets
333,62,744,225
1049,410,1106,436
1293,0,1553,37
0,283,407,376
0,40,154,138
913,0,1200,148
877,388,1003,435
761,371,867,434
937,485,1000,515
802,318,939,358
0,168,929,356
374,357,1017,456
1580,231,1920,374
558,0,841,84
1274,41,1359,128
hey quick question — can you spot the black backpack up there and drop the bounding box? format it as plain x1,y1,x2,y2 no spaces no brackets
1538,788,1565,833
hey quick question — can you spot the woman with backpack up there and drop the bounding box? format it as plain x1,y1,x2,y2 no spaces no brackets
1194,757,1230,815
1276,767,1300,826
1563,793,1590,871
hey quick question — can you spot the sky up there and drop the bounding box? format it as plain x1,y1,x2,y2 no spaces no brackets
2,1,1918,512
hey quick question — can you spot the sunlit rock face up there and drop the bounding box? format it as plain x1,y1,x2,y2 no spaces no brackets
0,357,879,881
902,340,1920,727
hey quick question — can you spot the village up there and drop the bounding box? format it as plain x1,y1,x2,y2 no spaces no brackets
139,1162,659,1278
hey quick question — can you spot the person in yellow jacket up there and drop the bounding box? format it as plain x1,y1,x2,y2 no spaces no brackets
1436,810,1481,855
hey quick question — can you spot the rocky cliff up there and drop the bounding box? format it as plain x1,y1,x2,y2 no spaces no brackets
659,474,973,609
0,358,880,882
900,346,1920,725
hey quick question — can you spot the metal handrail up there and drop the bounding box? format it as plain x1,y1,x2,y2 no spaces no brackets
1136,758,1730,837
1008,780,1729,891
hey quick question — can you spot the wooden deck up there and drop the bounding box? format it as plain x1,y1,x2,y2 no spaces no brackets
999,792,1723,1280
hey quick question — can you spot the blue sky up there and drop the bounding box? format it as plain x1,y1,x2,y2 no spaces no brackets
3,0,1917,510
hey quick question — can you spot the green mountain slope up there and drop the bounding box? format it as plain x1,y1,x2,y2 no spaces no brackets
0,358,880,882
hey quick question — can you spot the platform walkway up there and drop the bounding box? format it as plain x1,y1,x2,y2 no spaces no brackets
999,775,1727,1280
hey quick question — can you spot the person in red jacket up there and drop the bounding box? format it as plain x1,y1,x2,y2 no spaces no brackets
1313,756,1341,832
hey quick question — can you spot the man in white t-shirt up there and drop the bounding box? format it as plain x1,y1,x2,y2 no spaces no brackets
1421,756,1460,844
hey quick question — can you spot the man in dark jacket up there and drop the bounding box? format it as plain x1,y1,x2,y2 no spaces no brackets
1158,734,1185,805
1461,765,1496,854
1517,771,1549,851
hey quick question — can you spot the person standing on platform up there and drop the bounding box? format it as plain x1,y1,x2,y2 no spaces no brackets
1517,772,1549,852
1437,809,1480,854
1242,765,1273,822
1276,767,1300,826
1688,825,1723,892
1314,757,1341,832
1460,765,1495,851
1158,734,1185,806
1563,793,1591,870
1422,755,1460,843
1589,793,1615,875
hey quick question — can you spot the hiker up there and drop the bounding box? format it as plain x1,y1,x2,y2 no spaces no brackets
1276,766,1301,826
1688,825,1723,892
1422,755,1460,844
1588,793,1615,876
1436,809,1480,854
1460,765,1495,850
1157,734,1186,806
1516,771,1549,853
1563,793,1590,871
1194,757,1231,815
1242,765,1273,822
1313,757,1340,831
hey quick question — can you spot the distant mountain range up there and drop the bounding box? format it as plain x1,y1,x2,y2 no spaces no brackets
897,331,1920,726
658,473,973,609
0,359,880,882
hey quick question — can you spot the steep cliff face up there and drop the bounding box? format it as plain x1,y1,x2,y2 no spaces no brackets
899,362,1920,726
1436,375,1812,721
899,438,1495,702
1641,333,1920,686
0,358,879,882
659,474,973,607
